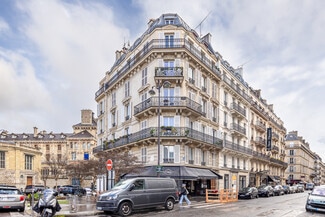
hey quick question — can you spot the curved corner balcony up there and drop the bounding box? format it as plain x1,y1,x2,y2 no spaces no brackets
134,96,204,119
92,127,223,154
154,67,184,84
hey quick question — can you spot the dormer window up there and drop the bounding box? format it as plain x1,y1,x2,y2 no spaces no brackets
165,19,174,25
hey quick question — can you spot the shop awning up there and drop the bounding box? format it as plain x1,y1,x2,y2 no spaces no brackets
123,166,222,180
268,175,280,183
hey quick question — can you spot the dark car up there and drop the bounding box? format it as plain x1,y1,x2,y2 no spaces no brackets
273,185,284,196
257,185,274,197
238,187,259,199
61,185,86,196
306,185,325,212
282,185,292,194
25,185,45,195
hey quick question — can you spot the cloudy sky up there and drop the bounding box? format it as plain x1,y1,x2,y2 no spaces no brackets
0,0,324,160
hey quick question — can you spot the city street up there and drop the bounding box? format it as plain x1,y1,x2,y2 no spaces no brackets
93,191,323,217
1,191,324,217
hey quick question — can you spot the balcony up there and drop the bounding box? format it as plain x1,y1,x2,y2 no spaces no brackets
250,101,269,120
255,121,266,132
230,102,246,119
223,140,252,156
155,67,183,84
163,158,174,163
271,145,279,153
134,96,204,119
252,137,266,148
230,123,246,137
93,127,223,154
270,157,288,168
272,132,279,141
95,38,222,101
252,151,270,162
222,75,251,103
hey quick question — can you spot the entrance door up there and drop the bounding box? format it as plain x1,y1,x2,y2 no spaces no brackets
27,176,33,185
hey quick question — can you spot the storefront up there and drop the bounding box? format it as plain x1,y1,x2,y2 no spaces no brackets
123,166,223,195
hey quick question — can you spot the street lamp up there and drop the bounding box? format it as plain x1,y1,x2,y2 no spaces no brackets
149,80,172,176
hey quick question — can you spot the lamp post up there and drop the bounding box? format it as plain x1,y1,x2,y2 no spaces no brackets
149,80,171,176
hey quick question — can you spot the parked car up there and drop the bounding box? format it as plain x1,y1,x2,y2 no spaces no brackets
238,187,259,199
0,185,25,212
53,185,62,193
61,185,86,196
25,185,45,195
306,185,325,212
282,185,292,194
96,177,179,216
297,184,304,193
273,185,285,196
306,183,315,191
291,185,298,193
85,187,97,196
257,185,274,197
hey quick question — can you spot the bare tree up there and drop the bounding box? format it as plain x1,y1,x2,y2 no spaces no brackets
40,168,50,187
65,161,93,186
43,154,69,188
94,150,143,183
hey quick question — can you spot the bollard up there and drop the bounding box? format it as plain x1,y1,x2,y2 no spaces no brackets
70,194,77,213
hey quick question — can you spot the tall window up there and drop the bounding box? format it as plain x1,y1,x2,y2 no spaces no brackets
289,150,294,156
163,116,174,127
125,81,130,98
142,68,147,86
0,151,5,168
290,158,294,164
224,174,229,189
58,154,61,161
71,152,76,160
125,103,131,120
46,145,50,151
25,155,33,170
58,145,61,151
141,147,147,163
163,146,174,163
165,19,174,24
202,99,207,115
212,82,217,98
188,66,194,83
188,148,194,162
237,158,240,169
165,34,174,48
112,92,116,106
46,154,50,161
164,60,175,76
111,112,116,127
224,92,228,106
223,155,227,167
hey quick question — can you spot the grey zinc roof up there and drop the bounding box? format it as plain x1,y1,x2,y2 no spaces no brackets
69,130,94,139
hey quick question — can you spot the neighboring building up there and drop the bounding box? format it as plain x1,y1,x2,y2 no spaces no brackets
285,131,318,185
314,154,324,185
0,109,97,188
0,140,42,190
94,13,287,194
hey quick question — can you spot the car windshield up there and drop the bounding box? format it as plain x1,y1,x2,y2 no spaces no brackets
311,187,325,196
112,179,134,190
241,187,250,192
257,185,266,189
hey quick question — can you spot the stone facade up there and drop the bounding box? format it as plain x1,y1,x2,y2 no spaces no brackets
0,109,97,188
0,140,42,190
94,13,287,192
285,131,324,185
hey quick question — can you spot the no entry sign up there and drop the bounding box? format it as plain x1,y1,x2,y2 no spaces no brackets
106,159,113,171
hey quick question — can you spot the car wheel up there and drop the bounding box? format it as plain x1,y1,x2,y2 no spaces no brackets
118,201,132,216
19,207,25,212
256,194,259,199
165,198,175,210
266,192,269,197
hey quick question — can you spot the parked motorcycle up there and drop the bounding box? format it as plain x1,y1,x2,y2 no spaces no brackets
33,189,61,217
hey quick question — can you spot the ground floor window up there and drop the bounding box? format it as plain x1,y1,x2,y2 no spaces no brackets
239,175,246,189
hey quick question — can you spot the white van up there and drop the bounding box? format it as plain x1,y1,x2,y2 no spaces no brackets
96,177,179,216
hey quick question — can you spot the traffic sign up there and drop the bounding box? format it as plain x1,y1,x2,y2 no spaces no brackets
106,159,113,171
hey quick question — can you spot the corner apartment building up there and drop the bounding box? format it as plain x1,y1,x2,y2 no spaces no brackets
285,131,324,185
94,13,287,194
0,109,97,187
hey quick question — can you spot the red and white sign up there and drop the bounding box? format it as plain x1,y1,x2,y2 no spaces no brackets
106,159,113,171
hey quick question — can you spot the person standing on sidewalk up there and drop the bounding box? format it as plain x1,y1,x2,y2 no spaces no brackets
179,184,191,206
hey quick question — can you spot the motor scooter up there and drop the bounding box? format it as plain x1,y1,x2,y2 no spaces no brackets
33,189,61,217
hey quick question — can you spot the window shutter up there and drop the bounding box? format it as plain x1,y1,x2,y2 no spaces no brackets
174,145,180,163
175,115,180,127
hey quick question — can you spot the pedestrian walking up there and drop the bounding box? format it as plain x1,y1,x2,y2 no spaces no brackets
179,183,191,206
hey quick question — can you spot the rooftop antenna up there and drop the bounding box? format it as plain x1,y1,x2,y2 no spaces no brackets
237,58,252,69
194,11,212,37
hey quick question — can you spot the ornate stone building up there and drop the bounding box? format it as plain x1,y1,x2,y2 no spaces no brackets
0,140,42,190
94,13,287,193
0,109,97,188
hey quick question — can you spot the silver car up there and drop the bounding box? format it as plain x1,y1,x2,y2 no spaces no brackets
306,185,325,212
0,185,25,212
